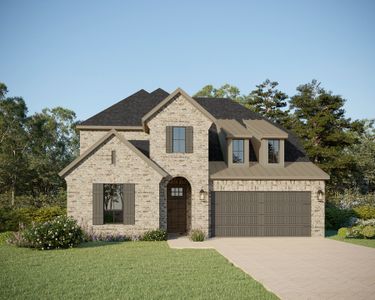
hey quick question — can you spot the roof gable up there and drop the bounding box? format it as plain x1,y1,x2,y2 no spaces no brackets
141,88,217,130
59,129,168,178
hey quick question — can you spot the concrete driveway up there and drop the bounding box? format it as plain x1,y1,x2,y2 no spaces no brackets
168,237,375,300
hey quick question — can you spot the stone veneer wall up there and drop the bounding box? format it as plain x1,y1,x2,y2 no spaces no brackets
148,94,212,234
211,180,325,237
80,130,149,154
65,135,164,236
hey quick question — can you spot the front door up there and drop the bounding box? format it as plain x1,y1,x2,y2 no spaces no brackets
167,185,187,233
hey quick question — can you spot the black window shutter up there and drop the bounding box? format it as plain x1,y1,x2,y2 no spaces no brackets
123,183,135,225
166,126,173,153
186,126,193,153
92,183,104,225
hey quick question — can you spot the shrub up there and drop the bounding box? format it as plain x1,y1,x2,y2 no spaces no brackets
83,231,130,242
0,206,66,232
32,206,66,223
20,216,83,250
141,229,167,241
361,226,375,239
337,227,348,238
347,226,364,239
325,203,355,230
0,231,13,244
353,205,375,220
189,229,205,242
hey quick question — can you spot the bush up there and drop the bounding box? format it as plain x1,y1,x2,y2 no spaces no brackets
325,203,355,230
19,216,83,250
347,226,364,239
32,206,66,223
83,231,130,242
361,226,375,239
0,206,66,232
337,227,348,238
0,231,13,244
141,229,167,241
353,205,375,220
189,229,205,242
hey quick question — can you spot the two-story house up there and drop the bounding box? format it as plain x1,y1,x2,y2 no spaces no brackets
59,88,329,237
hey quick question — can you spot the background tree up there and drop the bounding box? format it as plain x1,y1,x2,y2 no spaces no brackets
194,84,244,102
0,82,79,206
348,120,375,192
288,80,364,192
245,79,289,124
0,84,29,205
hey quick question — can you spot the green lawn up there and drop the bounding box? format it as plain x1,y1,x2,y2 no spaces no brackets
0,241,277,300
326,230,375,248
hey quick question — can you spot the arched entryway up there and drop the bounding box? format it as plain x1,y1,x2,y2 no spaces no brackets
167,177,191,234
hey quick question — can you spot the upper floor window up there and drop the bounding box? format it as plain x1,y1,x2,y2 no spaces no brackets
232,139,244,163
268,139,280,163
103,184,123,224
173,127,186,153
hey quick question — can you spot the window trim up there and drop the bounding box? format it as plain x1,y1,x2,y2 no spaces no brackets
268,139,280,164
172,126,186,153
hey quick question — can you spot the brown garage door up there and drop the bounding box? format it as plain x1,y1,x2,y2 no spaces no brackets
211,191,311,237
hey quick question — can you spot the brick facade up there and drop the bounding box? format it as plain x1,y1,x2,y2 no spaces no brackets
148,94,212,234
65,135,164,236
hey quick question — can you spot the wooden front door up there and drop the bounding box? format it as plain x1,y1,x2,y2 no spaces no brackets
167,185,187,233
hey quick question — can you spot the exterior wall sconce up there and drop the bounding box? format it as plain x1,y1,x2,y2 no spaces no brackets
317,190,324,202
199,189,206,201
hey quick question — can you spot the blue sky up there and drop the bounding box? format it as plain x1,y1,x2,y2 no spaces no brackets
1,0,374,121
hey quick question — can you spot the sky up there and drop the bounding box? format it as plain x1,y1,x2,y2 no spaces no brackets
1,0,374,121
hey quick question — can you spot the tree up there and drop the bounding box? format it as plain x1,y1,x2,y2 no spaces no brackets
194,84,244,102
26,107,79,199
0,83,29,205
348,120,375,192
245,79,289,124
288,80,364,192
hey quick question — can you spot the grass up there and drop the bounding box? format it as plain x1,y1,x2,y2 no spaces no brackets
326,230,375,248
0,241,277,300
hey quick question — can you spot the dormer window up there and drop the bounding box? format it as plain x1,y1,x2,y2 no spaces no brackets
268,139,280,163
232,139,244,163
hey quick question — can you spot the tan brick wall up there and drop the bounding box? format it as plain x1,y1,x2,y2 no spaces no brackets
148,94,212,234
80,130,149,154
211,180,325,237
65,135,164,236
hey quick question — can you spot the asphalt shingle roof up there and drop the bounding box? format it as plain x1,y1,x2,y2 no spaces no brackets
80,89,308,162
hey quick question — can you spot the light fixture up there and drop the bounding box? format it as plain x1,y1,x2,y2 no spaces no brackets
317,190,324,202
199,189,205,201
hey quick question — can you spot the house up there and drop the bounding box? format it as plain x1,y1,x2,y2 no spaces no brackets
59,88,329,237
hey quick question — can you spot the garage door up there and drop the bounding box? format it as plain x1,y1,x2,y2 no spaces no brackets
211,191,311,237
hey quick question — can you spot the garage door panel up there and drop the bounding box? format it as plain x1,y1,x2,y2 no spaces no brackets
211,191,311,237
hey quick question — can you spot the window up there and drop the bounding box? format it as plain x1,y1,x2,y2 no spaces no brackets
173,127,186,153
111,150,116,165
232,139,244,163
103,184,123,224
171,187,183,196
268,139,280,163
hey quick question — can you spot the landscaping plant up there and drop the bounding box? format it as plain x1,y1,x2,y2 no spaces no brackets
10,215,84,250
190,229,205,242
141,229,167,241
